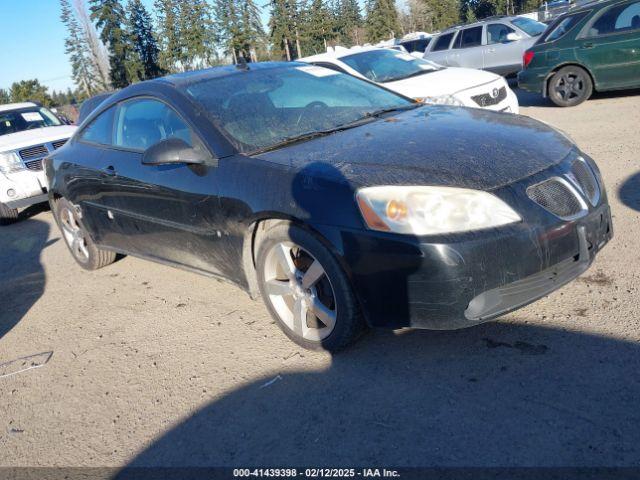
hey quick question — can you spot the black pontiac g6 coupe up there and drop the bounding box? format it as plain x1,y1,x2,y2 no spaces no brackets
46,62,612,351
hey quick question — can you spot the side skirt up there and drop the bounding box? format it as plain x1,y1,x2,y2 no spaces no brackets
98,244,253,297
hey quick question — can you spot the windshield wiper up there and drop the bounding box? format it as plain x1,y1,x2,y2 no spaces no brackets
383,69,438,83
250,118,378,154
250,105,419,155
362,103,421,118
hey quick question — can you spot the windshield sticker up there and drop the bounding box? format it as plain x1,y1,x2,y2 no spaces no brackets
296,66,340,77
21,112,44,122
394,53,416,61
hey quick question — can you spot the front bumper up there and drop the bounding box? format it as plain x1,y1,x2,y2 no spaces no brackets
456,81,520,114
0,170,49,208
315,162,612,330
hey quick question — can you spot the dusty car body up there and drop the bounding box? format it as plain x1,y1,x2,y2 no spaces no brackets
46,62,612,350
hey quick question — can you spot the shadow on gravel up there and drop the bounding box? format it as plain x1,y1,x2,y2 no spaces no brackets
119,322,640,469
619,172,640,212
0,218,53,339
515,86,640,109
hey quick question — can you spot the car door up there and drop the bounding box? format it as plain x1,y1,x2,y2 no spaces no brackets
98,97,229,277
69,105,128,247
449,25,485,69
425,31,456,66
485,23,525,75
577,1,640,89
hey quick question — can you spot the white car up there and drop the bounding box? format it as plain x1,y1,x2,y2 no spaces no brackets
300,46,520,114
0,102,76,224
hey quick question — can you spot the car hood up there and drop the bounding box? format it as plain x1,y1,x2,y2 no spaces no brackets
0,125,77,152
255,106,575,191
383,67,503,98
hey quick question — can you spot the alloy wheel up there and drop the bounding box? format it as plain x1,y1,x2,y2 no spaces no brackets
262,242,337,342
59,205,90,262
555,72,587,102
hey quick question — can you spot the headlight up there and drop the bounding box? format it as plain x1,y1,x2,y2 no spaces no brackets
356,186,522,235
417,95,465,107
0,151,24,175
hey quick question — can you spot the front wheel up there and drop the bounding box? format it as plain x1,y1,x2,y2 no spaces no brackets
0,202,19,225
53,197,116,270
256,223,365,352
548,66,593,107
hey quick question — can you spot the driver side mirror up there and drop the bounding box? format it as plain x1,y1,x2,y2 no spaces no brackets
142,137,216,167
505,32,522,43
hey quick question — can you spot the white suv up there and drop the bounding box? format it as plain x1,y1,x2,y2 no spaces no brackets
300,46,519,113
0,102,76,224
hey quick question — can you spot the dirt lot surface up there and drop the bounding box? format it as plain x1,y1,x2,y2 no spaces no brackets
2,90,640,468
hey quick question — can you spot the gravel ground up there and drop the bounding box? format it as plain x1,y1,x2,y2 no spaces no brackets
1,90,639,468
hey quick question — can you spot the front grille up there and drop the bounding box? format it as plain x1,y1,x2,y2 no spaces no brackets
24,159,44,171
570,158,600,206
527,177,585,220
471,87,507,107
52,139,67,149
19,144,48,160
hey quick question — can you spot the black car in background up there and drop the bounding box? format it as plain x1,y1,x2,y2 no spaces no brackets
46,62,612,351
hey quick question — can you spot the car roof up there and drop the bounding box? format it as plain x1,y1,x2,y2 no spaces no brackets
300,46,389,63
0,102,37,113
157,61,300,88
569,0,618,13
439,15,521,33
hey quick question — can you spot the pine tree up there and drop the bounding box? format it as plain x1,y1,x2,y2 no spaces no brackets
61,0,98,97
334,0,362,45
73,0,111,91
301,0,334,54
0,89,10,105
90,0,131,88
176,0,213,70
154,0,181,72
126,0,163,81
365,0,401,43
240,0,266,61
269,0,301,60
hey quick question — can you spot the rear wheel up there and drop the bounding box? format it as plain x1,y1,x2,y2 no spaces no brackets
53,197,116,270
0,202,19,225
256,223,365,352
548,66,593,107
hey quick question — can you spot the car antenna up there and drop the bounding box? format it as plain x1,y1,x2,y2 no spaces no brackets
236,56,250,71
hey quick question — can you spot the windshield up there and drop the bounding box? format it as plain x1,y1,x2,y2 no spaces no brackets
340,49,442,83
0,106,62,136
511,17,548,36
183,65,416,153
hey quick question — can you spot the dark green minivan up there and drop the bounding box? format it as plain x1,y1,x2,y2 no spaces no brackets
518,0,640,106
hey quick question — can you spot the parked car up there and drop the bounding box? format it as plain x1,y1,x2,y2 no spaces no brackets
0,102,76,224
300,46,520,113
423,15,548,77
46,62,612,351
78,92,114,124
399,32,435,56
519,0,640,107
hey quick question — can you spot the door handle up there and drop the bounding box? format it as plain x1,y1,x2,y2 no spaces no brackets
582,43,595,49
102,165,116,176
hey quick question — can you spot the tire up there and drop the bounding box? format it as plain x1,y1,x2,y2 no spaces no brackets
256,223,365,352
548,66,593,107
0,202,19,225
52,197,116,270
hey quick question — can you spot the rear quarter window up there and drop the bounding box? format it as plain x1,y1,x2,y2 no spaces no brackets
79,106,116,145
540,11,589,42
